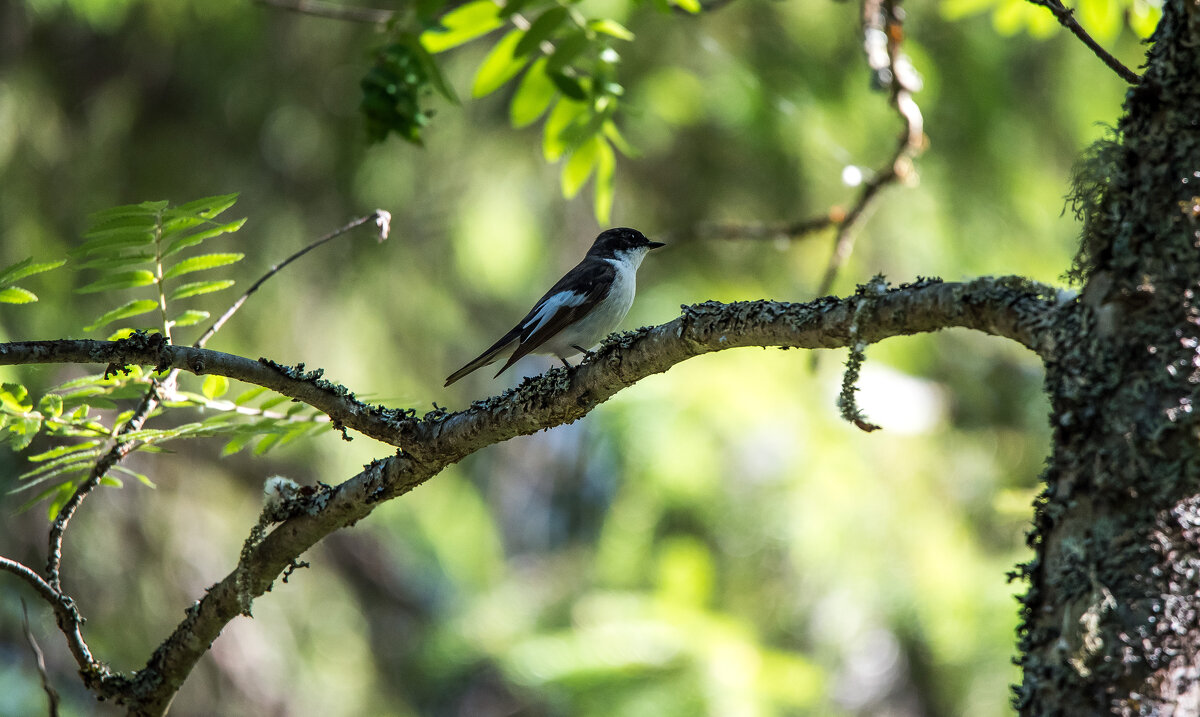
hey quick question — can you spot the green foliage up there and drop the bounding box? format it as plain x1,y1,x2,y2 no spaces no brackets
361,37,458,145
360,0,644,222
0,196,330,513
72,195,246,336
0,257,65,304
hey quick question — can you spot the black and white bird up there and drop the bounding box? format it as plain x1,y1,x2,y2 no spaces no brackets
444,227,665,387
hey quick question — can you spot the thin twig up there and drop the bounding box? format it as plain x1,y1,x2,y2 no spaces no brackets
44,210,391,593
2,557,103,683
253,0,395,24
814,0,924,297
194,211,390,349
1027,0,1140,85
21,600,61,717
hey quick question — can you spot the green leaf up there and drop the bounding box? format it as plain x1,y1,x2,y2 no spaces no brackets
593,136,616,223
74,252,157,271
253,432,284,455
172,193,240,220
0,258,66,286
0,287,37,304
85,201,165,226
511,57,558,127
26,440,102,462
233,386,269,405
84,299,159,332
545,28,589,73
201,375,229,400
113,464,156,488
514,7,568,56
37,394,64,419
472,29,530,98
543,96,588,161
162,252,244,280
74,228,158,257
421,0,505,53
404,35,460,105
673,0,701,13
162,219,247,258
602,120,638,156
0,383,32,412
548,71,587,100
168,279,235,301
76,270,156,294
171,309,210,327
562,133,602,198
221,433,256,456
588,18,634,41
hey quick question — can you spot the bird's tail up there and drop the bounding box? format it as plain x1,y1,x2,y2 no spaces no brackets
444,333,519,387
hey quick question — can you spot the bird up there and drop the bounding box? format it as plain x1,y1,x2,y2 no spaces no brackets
444,227,665,387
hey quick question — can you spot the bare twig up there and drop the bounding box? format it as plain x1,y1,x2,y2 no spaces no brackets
194,210,390,349
253,0,395,24
1026,0,1140,85
2,557,104,688
21,600,61,717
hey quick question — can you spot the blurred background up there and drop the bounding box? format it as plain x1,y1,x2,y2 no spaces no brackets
0,0,1150,714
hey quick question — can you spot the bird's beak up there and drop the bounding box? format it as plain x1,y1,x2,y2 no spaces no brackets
647,241,666,250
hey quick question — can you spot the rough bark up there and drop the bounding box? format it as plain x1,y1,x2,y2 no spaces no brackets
1014,0,1200,713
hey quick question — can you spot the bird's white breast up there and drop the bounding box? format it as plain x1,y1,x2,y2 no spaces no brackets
539,249,643,358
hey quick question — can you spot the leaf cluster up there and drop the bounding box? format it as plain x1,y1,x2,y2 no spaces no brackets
360,0,696,222
72,194,247,338
2,196,332,517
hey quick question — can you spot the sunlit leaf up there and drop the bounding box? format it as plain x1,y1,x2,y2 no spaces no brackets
0,258,66,286
162,252,244,280
171,309,210,327
421,0,504,53
168,279,235,301
0,383,32,412
673,0,701,13
588,18,634,41
201,374,229,400
561,134,601,198
543,96,588,161
593,136,616,223
85,299,159,332
37,394,64,420
172,193,240,220
76,270,156,294
473,29,530,98
162,219,247,258
0,287,37,304
511,57,558,127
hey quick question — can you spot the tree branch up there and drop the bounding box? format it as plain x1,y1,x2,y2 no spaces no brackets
0,277,1063,453
1,275,1064,713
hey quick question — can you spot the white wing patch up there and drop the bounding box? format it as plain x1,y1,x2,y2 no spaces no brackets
523,290,588,338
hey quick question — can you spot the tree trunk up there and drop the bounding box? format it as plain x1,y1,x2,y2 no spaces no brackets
1016,1,1200,713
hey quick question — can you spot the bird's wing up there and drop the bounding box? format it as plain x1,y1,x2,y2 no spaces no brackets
491,259,616,377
